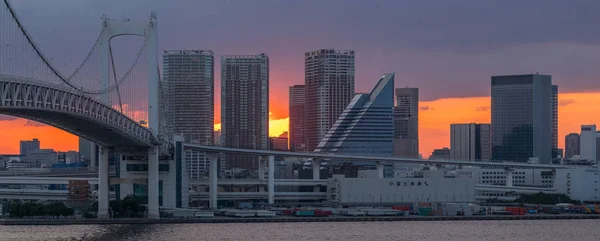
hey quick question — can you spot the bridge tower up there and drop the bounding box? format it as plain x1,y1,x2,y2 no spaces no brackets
96,13,160,219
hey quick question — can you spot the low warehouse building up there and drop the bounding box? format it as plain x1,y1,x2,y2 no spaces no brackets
327,175,475,205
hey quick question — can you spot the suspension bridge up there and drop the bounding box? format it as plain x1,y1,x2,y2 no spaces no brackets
0,0,162,218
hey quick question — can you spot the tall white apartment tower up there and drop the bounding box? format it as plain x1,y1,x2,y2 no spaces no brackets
162,50,215,178
304,49,355,151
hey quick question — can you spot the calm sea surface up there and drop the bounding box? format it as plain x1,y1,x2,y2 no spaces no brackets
1,220,599,241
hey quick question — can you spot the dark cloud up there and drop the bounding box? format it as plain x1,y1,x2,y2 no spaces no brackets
24,120,46,127
559,99,576,107
476,106,490,112
419,106,432,111
0,115,17,121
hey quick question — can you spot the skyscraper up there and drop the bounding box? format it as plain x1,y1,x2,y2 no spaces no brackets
20,138,40,155
289,85,306,152
162,50,215,178
450,123,491,161
491,74,552,163
564,133,580,159
315,73,394,158
221,54,269,170
580,125,597,161
393,88,419,158
162,50,214,145
551,85,559,159
305,49,355,151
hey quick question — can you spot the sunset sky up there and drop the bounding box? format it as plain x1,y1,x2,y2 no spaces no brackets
2,0,600,157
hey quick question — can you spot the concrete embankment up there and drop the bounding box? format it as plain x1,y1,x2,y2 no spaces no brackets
1,214,599,225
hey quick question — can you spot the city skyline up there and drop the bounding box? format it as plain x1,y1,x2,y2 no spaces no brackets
1,0,600,158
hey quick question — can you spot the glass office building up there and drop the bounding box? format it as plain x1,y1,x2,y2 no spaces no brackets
315,73,395,175
491,74,553,163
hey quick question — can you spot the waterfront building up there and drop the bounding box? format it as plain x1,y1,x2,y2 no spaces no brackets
221,54,269,171
491,74,553,163
19,138,40,156
450,123,491,161
565,133,580,159
289,85,306,152
393,88,419,158
305,49,355,151
580,125,597,162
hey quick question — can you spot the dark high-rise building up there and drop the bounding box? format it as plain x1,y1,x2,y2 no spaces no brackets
565,133,580,159
304,49,355,151
551,85,559,159
491,74,552,163
289,85,306,152
393,88,419,158
162,50,215,179
162,50,214,145
221,54,269,171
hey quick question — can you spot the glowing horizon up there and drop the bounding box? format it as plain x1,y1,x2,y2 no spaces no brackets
0,91,598,157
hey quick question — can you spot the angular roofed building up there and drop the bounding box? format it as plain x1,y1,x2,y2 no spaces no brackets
314,73,395,175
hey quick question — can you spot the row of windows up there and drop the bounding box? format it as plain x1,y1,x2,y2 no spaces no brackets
126,164,170,172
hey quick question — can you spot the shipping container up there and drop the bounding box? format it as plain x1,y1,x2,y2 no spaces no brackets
418,207,432,216
392,205,412,211
505,207,525,215
315,210,333,217
295,210,315,217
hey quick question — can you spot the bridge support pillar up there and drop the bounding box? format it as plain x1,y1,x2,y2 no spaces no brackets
209,153,218,209
505,168,514,187
98,147,109,219
312,160,320,192
147,147,159,219
268,155,275,205
90,142,97,172
376,161,384,178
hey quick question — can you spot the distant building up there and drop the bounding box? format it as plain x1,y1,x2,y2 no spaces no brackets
289,85,306,152
58,151,80,164
450,123,491,161
565,133,580,159
430,148,451,160
270,132,289,151
580,125,597,161
393,88,419,158
19,138,40,156
305,49,355,151
213,130,222,147
551,85,559,159
597,131,600,163
491,74,553,163
221,54,269,171
21,149,57,168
